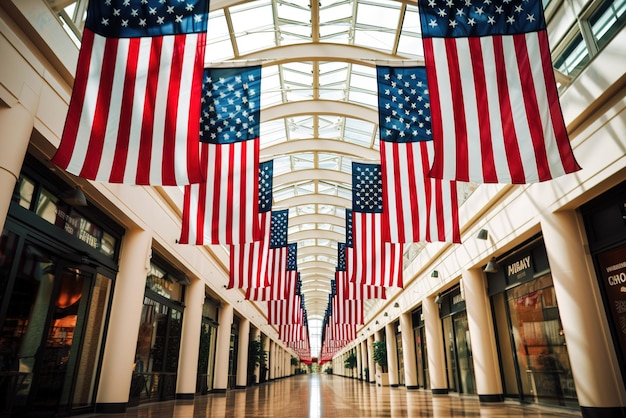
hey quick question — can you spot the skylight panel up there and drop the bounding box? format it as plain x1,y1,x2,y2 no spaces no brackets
272,155,292,176
230,1,276,55
293,154,315,170
318,154,340,171
206,11,234,61
276,1,312,24
288,116,314,139
354,30,397,53
319,1,354,23
397,6,424,58
356,1,401,28
260,120,287,148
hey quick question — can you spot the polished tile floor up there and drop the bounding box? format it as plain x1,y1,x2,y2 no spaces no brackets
79,374,582,417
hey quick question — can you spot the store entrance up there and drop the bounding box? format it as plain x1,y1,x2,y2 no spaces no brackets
0,237,99,417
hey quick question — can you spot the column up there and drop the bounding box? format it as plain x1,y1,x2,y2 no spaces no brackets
367,335,376,383
213,302,234,392
356,345,362,380
385,323,399,387
235,318,250,388
176,277,204,398
360,340,368,382
250,327,261,384
542,211,626,416
463,268,503,401
400,312,418,389
0,100,36,228
423,295,448,394
262,334,270,382
268,341,275,380
96,229,151,411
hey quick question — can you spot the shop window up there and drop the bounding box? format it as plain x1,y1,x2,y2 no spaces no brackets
553,33,590,80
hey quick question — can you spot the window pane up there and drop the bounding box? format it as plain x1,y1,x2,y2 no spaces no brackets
553,33,589,79
590,0,626,50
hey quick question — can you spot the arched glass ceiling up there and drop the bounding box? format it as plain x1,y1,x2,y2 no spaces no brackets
51,0,477,354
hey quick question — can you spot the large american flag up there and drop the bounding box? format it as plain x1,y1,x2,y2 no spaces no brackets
53,0,208,185
351,163,404,288
267,209,289,291
377,66,461,244
418,0,580,184
179,66,262,244
228,160,273,290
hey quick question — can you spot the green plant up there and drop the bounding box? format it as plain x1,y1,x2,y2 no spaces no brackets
249,337,267,367
344,352,357,370
291,356,299,366
373,341,387,371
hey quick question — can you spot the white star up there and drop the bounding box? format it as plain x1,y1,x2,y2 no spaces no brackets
514,4,523,13
428,0,436,6
506,15,515,24
487,15,496,24
149,7,157,15
121,19,129,27
475,6,484,15
468,17,476,25
437,8,447,17
123,0,130,6
113,8,120,16
526,13,535,22
186,4,195,11
139,18,147,27
101,18,109,26
449,19,458,28
175,15,183,23
446,0,454,6
194,14,203,23
157,16,165,24
167,6,175,13
456,8,465,16
495,5,504,14
131,9,138,17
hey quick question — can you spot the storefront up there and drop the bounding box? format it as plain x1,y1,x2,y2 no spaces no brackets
196,296,219,394
129,256,187,405
0,156,122,417
489,237,578,408
581,181,626,388
394,320,404,386
438,284,476,395
411,307,429,389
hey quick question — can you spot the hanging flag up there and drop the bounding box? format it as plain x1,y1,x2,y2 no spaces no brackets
351,162,404,288
179,66,262,245
266,209,289,291
418,0,580,184
52,0,208,185
377,66,461,244
227,160,273,290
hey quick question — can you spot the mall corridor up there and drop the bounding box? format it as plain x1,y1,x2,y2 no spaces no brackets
75,374,582,418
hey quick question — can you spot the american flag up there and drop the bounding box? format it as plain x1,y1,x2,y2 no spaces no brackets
267,209,289,294
335,270,387,300
351,163,404,288
377,66,461,244
287,243,298,271
53,0,208,185
179,66,262,244
227,160,273,290
418,0,580,183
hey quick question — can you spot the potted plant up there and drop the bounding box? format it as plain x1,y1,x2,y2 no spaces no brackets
373,340,389,386
344,352,357,377
248,337,267,384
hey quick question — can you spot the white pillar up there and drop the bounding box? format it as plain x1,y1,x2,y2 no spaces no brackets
367,335,376,383
0,96,37,229
236,318,250,388
268,341,275,380
541,211,626,413
176,277,204,397
213,302,234,391
423,295,448,394
97,229,151,408
360,340,368,382
400,312,418,389
251,327,261,384
262,334,270,382
356,345,362,380
385,323,399,386
463,268,503,401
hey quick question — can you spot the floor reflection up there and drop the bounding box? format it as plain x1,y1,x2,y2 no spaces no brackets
76,374,582,418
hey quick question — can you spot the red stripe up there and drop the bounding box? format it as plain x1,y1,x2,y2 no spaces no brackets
419,142,431,242
136,38,162,185
493,36,525,183
187,33,206,184
450,180,460,243
468,37,497,182
434,177,445,242
196,143,209,245
445,38,469,182
423,39,445,180
227,142,238,244
110,38,140,183
405,142,420,242
80,38,118,180
514,34,551,182
538,31,580,174
251,139,261,241
210,144,222,243
55,30,96,169
179,184,192,244
161,35,185,185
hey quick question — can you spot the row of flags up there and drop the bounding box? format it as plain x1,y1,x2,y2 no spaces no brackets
51,0,582,357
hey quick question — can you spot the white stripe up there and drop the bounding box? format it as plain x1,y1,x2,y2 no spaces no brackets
416,142,431,242
243,142,257,243
381,144,400,242
124,37,152,184
503,35,538,183
149,36,174,185
397,143,415,242
68,35,106,176
480,36,509,182
456,38,482,183
205,144,219,242
188,184,200,244
431,38,456,181
95,38,128,181
173,34,199,184
527,32,564,179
